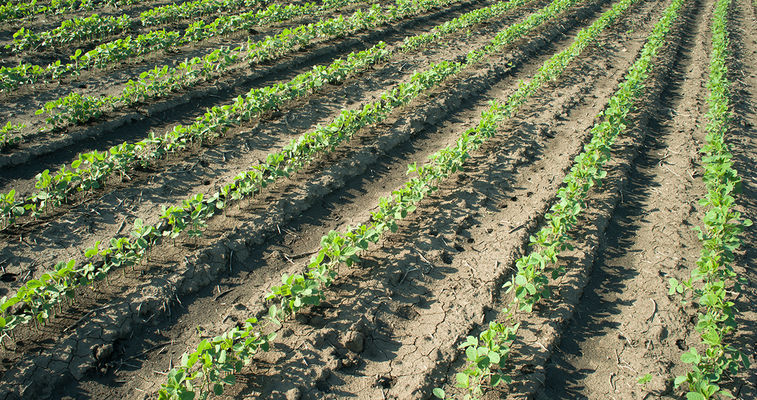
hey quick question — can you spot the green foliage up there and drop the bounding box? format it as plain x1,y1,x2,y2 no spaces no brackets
637,373,653,385
0,0,362,90
156,0,581,396
0,0,527,366
670,0,751,397
10,14,131,52
0,1,414,222
140,0,264,26
0,0,141,22
442,0,667,396
2,0,522,231
506,0,685,313
0,121,23,150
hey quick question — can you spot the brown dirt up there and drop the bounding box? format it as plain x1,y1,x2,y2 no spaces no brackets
531,0,757,398
0,0,755,398
537,0,713,397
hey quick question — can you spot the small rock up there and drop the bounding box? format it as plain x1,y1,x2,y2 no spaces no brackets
343,330,365,353
341,354,358,368
326,357,341,371
94,343,113,361
285,387,301,400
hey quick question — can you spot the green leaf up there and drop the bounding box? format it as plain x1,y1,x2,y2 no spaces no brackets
465,346,477,362
455,372,469,388
432,388,446,399
213,383,223,396
680,348,700,364
491,373,502,387
686,393,706,400
179,391,195,400
488,351,500,365
637,373,652,384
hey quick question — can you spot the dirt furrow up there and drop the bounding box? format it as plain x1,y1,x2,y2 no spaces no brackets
533,0,713,396
443,0,711,397
290,0,671,398
0,0,527,295
0,0,612,397
0,0,179,42
0,0,282,57
93,0,668,398
93,0,644,396
65,1,624,393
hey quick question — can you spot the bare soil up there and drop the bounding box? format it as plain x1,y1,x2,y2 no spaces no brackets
0,0,755,398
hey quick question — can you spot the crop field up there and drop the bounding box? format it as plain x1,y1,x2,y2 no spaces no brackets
0,0,755,398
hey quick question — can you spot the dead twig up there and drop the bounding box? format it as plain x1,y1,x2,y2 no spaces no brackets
214,288,234,301
647,299,657,322
399,267,419,284
116,216,128,234
660,162,682,178
125,341,172,361
509,222,527,234
415,248,432,265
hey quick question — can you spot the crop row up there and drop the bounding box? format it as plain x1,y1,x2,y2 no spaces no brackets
10,13,133,52
153,0,599,397
1,0,464,138
34,0,458,130
0,0,487,229
668,0,752,398
0,0,140,22
9,0,365,52
0,122,24,150
432,0,685,398
140,0,264,26
38,0,524,129
0,0,533,348
9,0,273,52
0,0,361,91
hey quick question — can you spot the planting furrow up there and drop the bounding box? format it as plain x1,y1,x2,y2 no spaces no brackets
0,0,377,139
430,0,703,397
0,0,366,126
144,0,656,396
0,0,507,185
666,0,753,396
0,0,372,128
0,0,532,313
4,0,268,53
0,0,149,22
4,1,502,242
226,0,666,398
0,0,491,179
535,0,714,396
0,0,584,395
